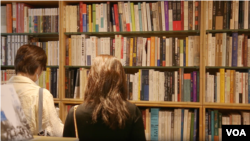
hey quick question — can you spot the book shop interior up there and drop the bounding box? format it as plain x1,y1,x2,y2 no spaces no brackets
1,0,250,141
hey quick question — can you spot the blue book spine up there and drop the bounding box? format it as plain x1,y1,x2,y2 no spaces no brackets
111,7,115,32
197,72,200,102
193,109,198,141
205,112,209,141
34,16,38,33
86,6,89,32
248,69,250,103
151,108,159,141
142,70,149,101
165,1,169,31
181,109,184,141
183,39,186,66
211,111,214,141
138,3,143,31
232,33,238,66
157,60,160,66
83,14,87,32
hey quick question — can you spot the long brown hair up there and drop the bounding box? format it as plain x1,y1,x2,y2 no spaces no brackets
84,55,130,130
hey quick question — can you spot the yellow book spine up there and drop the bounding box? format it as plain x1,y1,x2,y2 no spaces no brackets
46,68,50,90
230,70,234,103
150,37,155,66
88,5,92,32
138,69,141,101
130,38,133,66
186,37,188,66
68,38,72,66
130,2,135,31
220,69,225,103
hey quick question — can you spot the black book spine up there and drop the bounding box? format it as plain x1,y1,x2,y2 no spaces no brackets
241,1,244,29
160,37,163,66
249,2,250,29
70,70,75,98
171,72,174,101
133,37,137,66
238,1,242,29
126,74,130,99
68,70,71,98
126,38,130,66
158,2,162,31
150,3,154,31
172,37,175,66
164,72,168,101
77,5,80,32
50,68,54,97
223,1,227,29
167,72,171,101
162,37,166,66
177,39,180,66
141,70,144,101
54,68,57,98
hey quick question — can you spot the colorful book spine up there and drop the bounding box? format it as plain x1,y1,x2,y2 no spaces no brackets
92,4,96,32
164,1,169,31
181,109,184,141
211,111,214,141
130,2,135,31
191,72,193,102
83,4,87,32
150,108,159,141
248,69,250,103
193,71,197,102
193,109,198,141
138,3,143,31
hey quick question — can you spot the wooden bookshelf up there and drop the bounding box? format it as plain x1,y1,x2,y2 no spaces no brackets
2,1,250,140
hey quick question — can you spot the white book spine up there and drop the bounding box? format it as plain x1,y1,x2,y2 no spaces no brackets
237,35,243,67
165,38,170,66
95,4,99,32
169,38,172,66
245,73,249,103
234,0,239,29
128,2,132,32
153,71,157,101
104,4,107,32
235,72,239,103
212,37,216,66
142,2,147,31
222,33,226,66
142,38,147,66
184,1,188,30
169,8,173,31
243,73,245,104
188,36,193,66
147,38,151,66
244,1,248,29
123,37,127,66
146,3,151,31
217,72,220,103
230,1,235,29
211,75,214,103
81,35,86,66
161,1,165,31
91,37,96,65
134,5,139,31
149,70,153,101
124,3,129,31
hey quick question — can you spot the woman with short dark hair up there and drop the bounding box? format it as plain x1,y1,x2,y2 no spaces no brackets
7,44,64,136
63,55,146,141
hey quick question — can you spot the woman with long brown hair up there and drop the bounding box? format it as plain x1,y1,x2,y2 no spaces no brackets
63,55,146,141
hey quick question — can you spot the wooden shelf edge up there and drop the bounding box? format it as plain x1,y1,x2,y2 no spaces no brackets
204,103,250,110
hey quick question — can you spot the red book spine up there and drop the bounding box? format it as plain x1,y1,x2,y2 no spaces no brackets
6,4,12,33
114,4,120,32
79,2,83,32
181,1,184,30
16,3,19,33
20,3,24,33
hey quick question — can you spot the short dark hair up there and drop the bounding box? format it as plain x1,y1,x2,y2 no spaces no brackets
15,44,47,75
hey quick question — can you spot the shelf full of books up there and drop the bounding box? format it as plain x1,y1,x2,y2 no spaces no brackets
65,67,200,103
1,2,59,34
64,1,200,33
66,35,200,67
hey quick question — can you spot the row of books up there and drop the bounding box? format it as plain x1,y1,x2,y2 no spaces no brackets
37,68,59,98
141,108,198,141
65,68,199,102
65,1,200,32
1,3,59,33
1,69,15,85
126,70,199,102
206,69,250,104
205,110,250,141
66,35,200,67
1,35,59,66
206,33,250,67
204,1,250,30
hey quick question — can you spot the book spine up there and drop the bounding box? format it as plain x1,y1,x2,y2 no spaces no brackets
150,108,159,141
191,72,193,102
248,69,250,103
114,4,120,32
164,2,169,31
232,33,238,66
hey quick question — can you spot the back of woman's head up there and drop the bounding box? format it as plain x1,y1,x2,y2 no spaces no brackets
14,44,47,75
84,55,129,130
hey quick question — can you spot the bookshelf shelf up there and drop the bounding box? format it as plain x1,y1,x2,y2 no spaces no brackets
64,66,200,69
1,33,59,37
130,101,201,108
206,66,250,69
204,103,250,110
1,65,59,68
64,30,200,36
206,29,250,34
